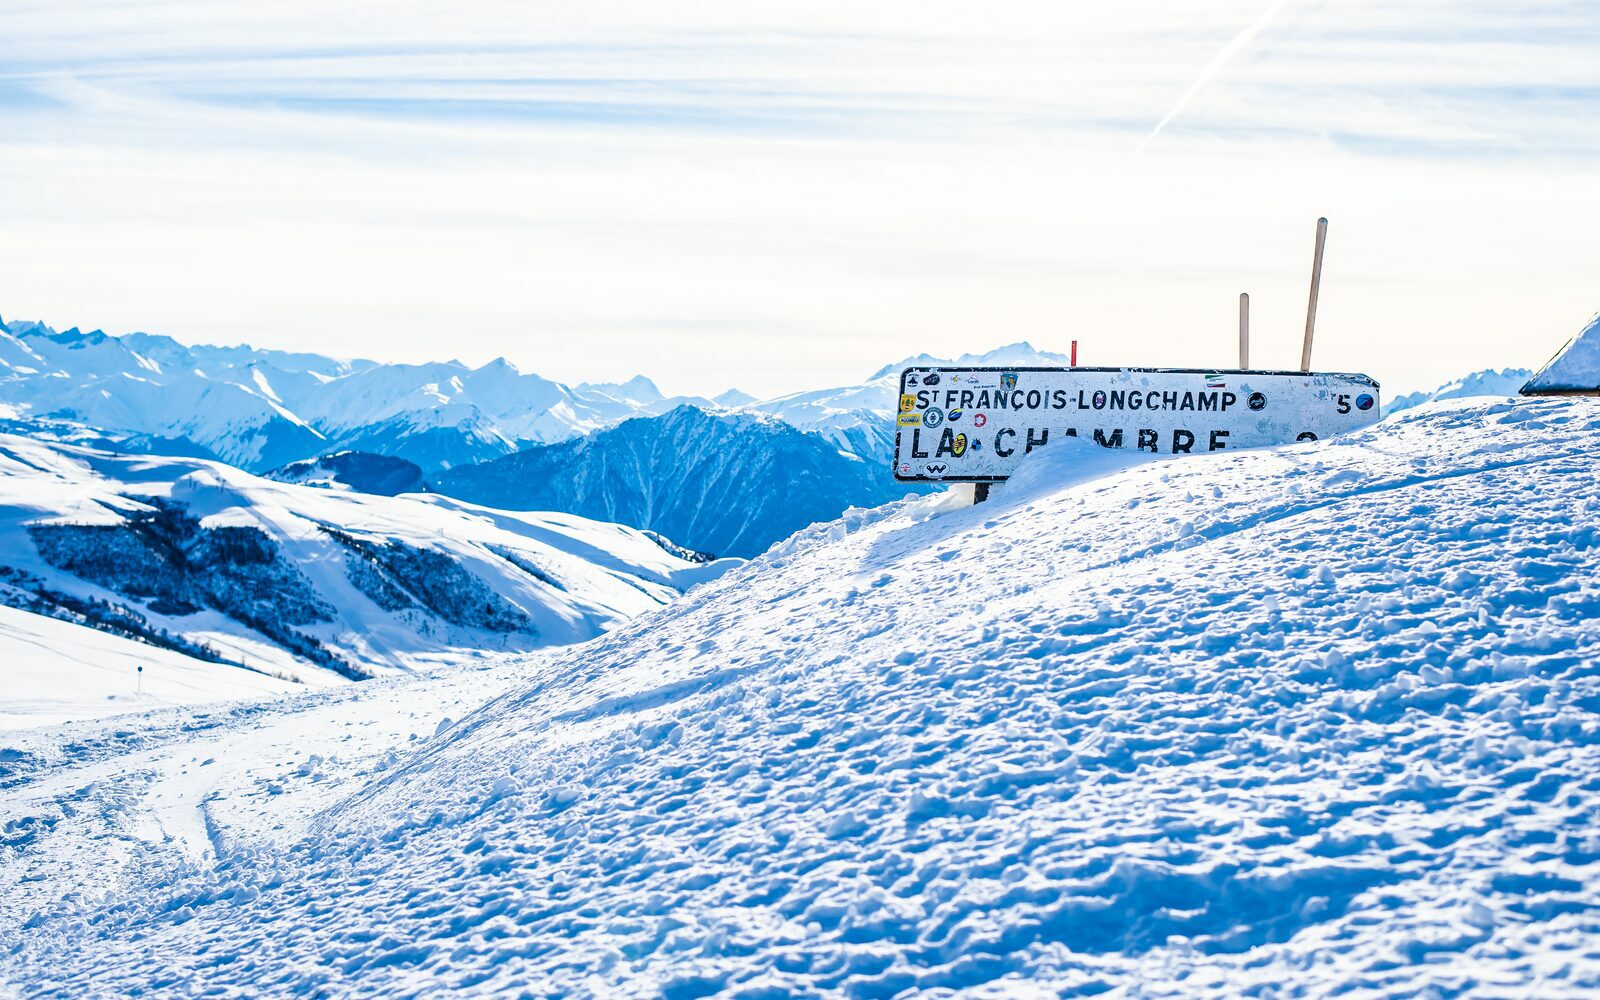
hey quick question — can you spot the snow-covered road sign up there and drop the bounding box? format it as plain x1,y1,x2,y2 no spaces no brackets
893,367,1380,483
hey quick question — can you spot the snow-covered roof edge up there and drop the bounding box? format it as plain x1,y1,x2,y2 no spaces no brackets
1521,312,1600,395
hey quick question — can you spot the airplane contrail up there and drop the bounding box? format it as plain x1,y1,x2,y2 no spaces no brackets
1129,0,1289,157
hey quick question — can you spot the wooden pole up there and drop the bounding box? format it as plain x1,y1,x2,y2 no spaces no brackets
1238,292,1250,369
1301,217,1327,372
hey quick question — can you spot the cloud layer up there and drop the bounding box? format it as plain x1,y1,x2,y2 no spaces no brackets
2,0,1597,396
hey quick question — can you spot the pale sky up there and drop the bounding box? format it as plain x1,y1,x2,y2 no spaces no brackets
2,0,1597,398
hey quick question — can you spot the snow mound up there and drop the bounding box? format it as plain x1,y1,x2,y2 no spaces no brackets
6,398,1600,995
1523,311,1600,395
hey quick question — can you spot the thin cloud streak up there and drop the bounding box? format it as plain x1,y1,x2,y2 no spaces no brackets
1129,0,1289,158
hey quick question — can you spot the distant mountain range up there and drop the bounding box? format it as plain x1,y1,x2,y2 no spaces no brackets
0,314,1070,470
0,316,733,473
1,310,1081,557
1388,368,1534,412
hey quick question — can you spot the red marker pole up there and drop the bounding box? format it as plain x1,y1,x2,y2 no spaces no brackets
1071,340,1078,366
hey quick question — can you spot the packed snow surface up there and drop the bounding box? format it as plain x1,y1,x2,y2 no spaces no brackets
5,398,1600,996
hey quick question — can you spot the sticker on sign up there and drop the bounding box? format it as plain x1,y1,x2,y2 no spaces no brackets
893,367,1380,482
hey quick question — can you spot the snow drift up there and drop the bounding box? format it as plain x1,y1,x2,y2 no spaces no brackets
4,397,1600,996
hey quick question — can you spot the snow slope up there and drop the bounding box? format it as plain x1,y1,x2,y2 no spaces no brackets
0,433,734,691
0,604,298,731
4,396,1600,995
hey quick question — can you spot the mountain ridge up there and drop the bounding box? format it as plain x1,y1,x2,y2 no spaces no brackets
1,313,1089,474
433,404,923,558
0,316,729,473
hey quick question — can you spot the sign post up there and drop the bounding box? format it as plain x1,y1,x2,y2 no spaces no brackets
894,366,1379,485
1301,218,1328,372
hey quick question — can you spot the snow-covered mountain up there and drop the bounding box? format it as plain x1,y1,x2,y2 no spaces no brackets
0,433,735,687
0,316,734,474
2,313,1076,474
1,315,1158,561
433,405,925,558
0,323,333,470
867,341,1075,380
1389,367,1535,412
5,396,1600,994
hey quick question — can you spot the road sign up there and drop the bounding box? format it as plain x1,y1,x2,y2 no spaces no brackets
893,366,1380,483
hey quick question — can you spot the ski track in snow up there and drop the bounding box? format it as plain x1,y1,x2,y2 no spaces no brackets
4,398,1600,996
